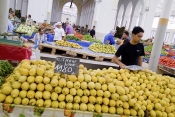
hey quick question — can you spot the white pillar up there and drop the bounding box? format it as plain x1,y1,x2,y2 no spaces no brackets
130,15,139,30
0,0,9,34
117,16,123,27
148,0,174,72
47,0,53,24
138,12,144,26
92,0,101,27
122,16,130,29
76,13,80,25
21,0,28,17
142,0,159,39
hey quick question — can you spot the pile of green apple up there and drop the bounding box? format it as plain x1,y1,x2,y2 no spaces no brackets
89,43,116,54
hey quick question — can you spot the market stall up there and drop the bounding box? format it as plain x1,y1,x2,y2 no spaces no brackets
39,41,115,62
0,59,175,117
0,37,32,62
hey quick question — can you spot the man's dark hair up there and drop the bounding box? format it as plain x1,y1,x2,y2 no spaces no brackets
132,26,144,35
93,26,95,28
33,21,36,23
28,14,31,18
124,31,129,36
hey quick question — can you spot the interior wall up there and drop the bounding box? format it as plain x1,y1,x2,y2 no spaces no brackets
9,0,15,11
16,0,22,10
27,0,52,23
95,0,119,41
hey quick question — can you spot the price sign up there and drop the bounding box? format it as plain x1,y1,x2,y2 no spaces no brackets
54,57,80,75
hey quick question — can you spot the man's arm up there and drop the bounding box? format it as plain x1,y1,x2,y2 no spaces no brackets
113,55,126,68
138,56,142,66
138,44,145,66
113,45,126,68
109,35,115,45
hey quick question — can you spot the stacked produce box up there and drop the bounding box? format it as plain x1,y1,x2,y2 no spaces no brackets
0,59,175,116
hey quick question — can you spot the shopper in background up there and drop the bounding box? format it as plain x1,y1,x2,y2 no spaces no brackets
9,11,15,19
113,26,145,68
122,31,130,44
26,14,33,26
62,22,66,31
90,26,96,38
74,28,83,40
65,21,74,36
54,22,65,41
103,30,116,45
81,27,85,35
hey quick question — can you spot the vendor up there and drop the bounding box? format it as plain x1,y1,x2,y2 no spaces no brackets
34,28,46,44
113,26,145,68
54,22,65,41
74,28,83,40
103,30,116,45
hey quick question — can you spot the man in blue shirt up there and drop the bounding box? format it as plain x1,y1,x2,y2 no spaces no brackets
103,30,116,45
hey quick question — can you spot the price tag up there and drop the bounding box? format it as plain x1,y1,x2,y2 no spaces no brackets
54,57,80,75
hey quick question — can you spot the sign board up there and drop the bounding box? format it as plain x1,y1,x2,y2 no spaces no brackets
54,57,80,75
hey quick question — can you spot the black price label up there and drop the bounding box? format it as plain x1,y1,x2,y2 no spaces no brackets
54,57,80,75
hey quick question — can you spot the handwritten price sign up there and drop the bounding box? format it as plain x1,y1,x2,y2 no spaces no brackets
54,57,80,75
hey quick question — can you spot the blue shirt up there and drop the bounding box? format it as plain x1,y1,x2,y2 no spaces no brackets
103,33,115,45
7,19,14,32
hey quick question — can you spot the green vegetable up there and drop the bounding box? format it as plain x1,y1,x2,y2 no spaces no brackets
66,36,81,41
83,34,102,44
0,60,13,86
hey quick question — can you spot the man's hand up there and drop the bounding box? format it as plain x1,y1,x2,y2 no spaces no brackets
106,40,110,45
112,56,126,69
119,64,126,69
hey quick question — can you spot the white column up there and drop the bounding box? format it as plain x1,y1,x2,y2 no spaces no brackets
92,0,102,27
117,16,123,27
122,16,130,29
76,13,80,25
21,0,28,17
138,12,144,26
47,0,53,24
130,15,139,30
148,0,174,72
142,0,159,39
0,0,9,34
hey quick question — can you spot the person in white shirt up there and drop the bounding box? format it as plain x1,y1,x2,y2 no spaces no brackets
34,28,46,44
26,14,33,26
54,22,65,41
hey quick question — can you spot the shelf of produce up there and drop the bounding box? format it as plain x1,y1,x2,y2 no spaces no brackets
0,43,32,62
39,43,114,62
158,64,175,76
39,43,72,55
0,103,127,117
